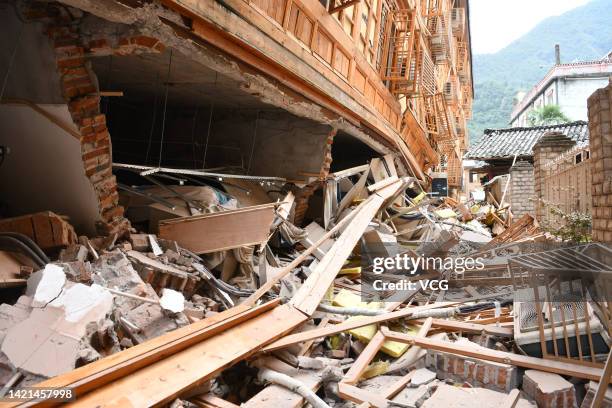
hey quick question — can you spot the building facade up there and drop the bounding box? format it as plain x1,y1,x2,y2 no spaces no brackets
510,55,612,127
0,0,472,235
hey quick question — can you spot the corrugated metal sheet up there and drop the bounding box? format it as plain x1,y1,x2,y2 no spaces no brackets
464,121,589,160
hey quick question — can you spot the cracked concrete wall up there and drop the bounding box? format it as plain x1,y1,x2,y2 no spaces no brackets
208,110,332,181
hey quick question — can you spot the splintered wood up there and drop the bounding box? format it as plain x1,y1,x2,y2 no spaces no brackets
291,179,406,316
64,305,307,407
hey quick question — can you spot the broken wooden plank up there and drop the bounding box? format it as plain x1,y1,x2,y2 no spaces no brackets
290,179,406,316
62,304,308,407
387,318,433,375
336,165,369,216
366,176,399,193
591,351,612,407
263,303,512,353
263,302,453,353
158,203,277,254
328,164,369,180
338,382,391,407
23,301,280,407
190,394,240,408
412,318,513,337
244,199,373,307
343,331,386,385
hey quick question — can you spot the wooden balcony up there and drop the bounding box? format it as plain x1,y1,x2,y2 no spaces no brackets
163,0,405,147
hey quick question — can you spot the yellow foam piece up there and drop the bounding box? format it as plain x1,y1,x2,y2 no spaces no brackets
344,316,377,342
333,289,368,308
381,340,410,357
413,191,427,204
362,361,389,379
380,325,419,357
339,266,361,275
434,208,457,219
333,289,409,356
333,290,380,342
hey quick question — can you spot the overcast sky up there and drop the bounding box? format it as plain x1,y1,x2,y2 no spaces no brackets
469,0,591,54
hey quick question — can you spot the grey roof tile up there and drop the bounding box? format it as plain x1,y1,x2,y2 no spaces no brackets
464,121,589,160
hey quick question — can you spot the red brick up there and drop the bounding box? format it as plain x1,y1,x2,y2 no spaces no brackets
101,205,124,222
82,146,109,161
57,56,85,69
130,35,159,48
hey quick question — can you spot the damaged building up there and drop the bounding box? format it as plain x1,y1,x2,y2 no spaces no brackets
0,0,473,237
2,0,612,407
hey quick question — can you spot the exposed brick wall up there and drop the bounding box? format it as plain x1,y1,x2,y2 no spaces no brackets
427,350,518,393
522,370,577,408
532,132,576,222
294,129,336,226
47,11,128,236
25,3,167,237
509,160,535,218
588,82,612,243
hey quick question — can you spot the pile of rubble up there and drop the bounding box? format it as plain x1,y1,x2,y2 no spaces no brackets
0,155,609,408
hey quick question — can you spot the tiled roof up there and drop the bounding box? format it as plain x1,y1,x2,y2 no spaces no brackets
464,121,589,161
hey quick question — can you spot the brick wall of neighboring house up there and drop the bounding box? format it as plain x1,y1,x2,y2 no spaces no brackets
532,132,577,223
509,160,535,218
588,82,612,243
28,3,166,236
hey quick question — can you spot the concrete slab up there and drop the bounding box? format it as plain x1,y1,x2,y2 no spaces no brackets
421,384,508,408
411,368,437,387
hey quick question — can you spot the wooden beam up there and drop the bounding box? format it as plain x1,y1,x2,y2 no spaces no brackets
338,382,391,407
591,350,612,407
329,0,360,14
63,305,308,407
23,301,280,407
412,318,513,337
387,317,433,375
343,331,386,384
243,198,373,306
262,302,454,353
190,394,240,408
382,329,606,381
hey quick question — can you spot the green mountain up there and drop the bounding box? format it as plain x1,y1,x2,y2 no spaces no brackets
468,0,612,142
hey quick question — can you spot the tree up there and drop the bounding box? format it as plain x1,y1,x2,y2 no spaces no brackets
527,105,571,126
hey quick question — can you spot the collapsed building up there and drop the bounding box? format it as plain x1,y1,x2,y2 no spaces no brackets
0,0,473,237
1,0,612,407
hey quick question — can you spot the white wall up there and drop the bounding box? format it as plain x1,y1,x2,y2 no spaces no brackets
557,77,610,121
0,105,99,235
